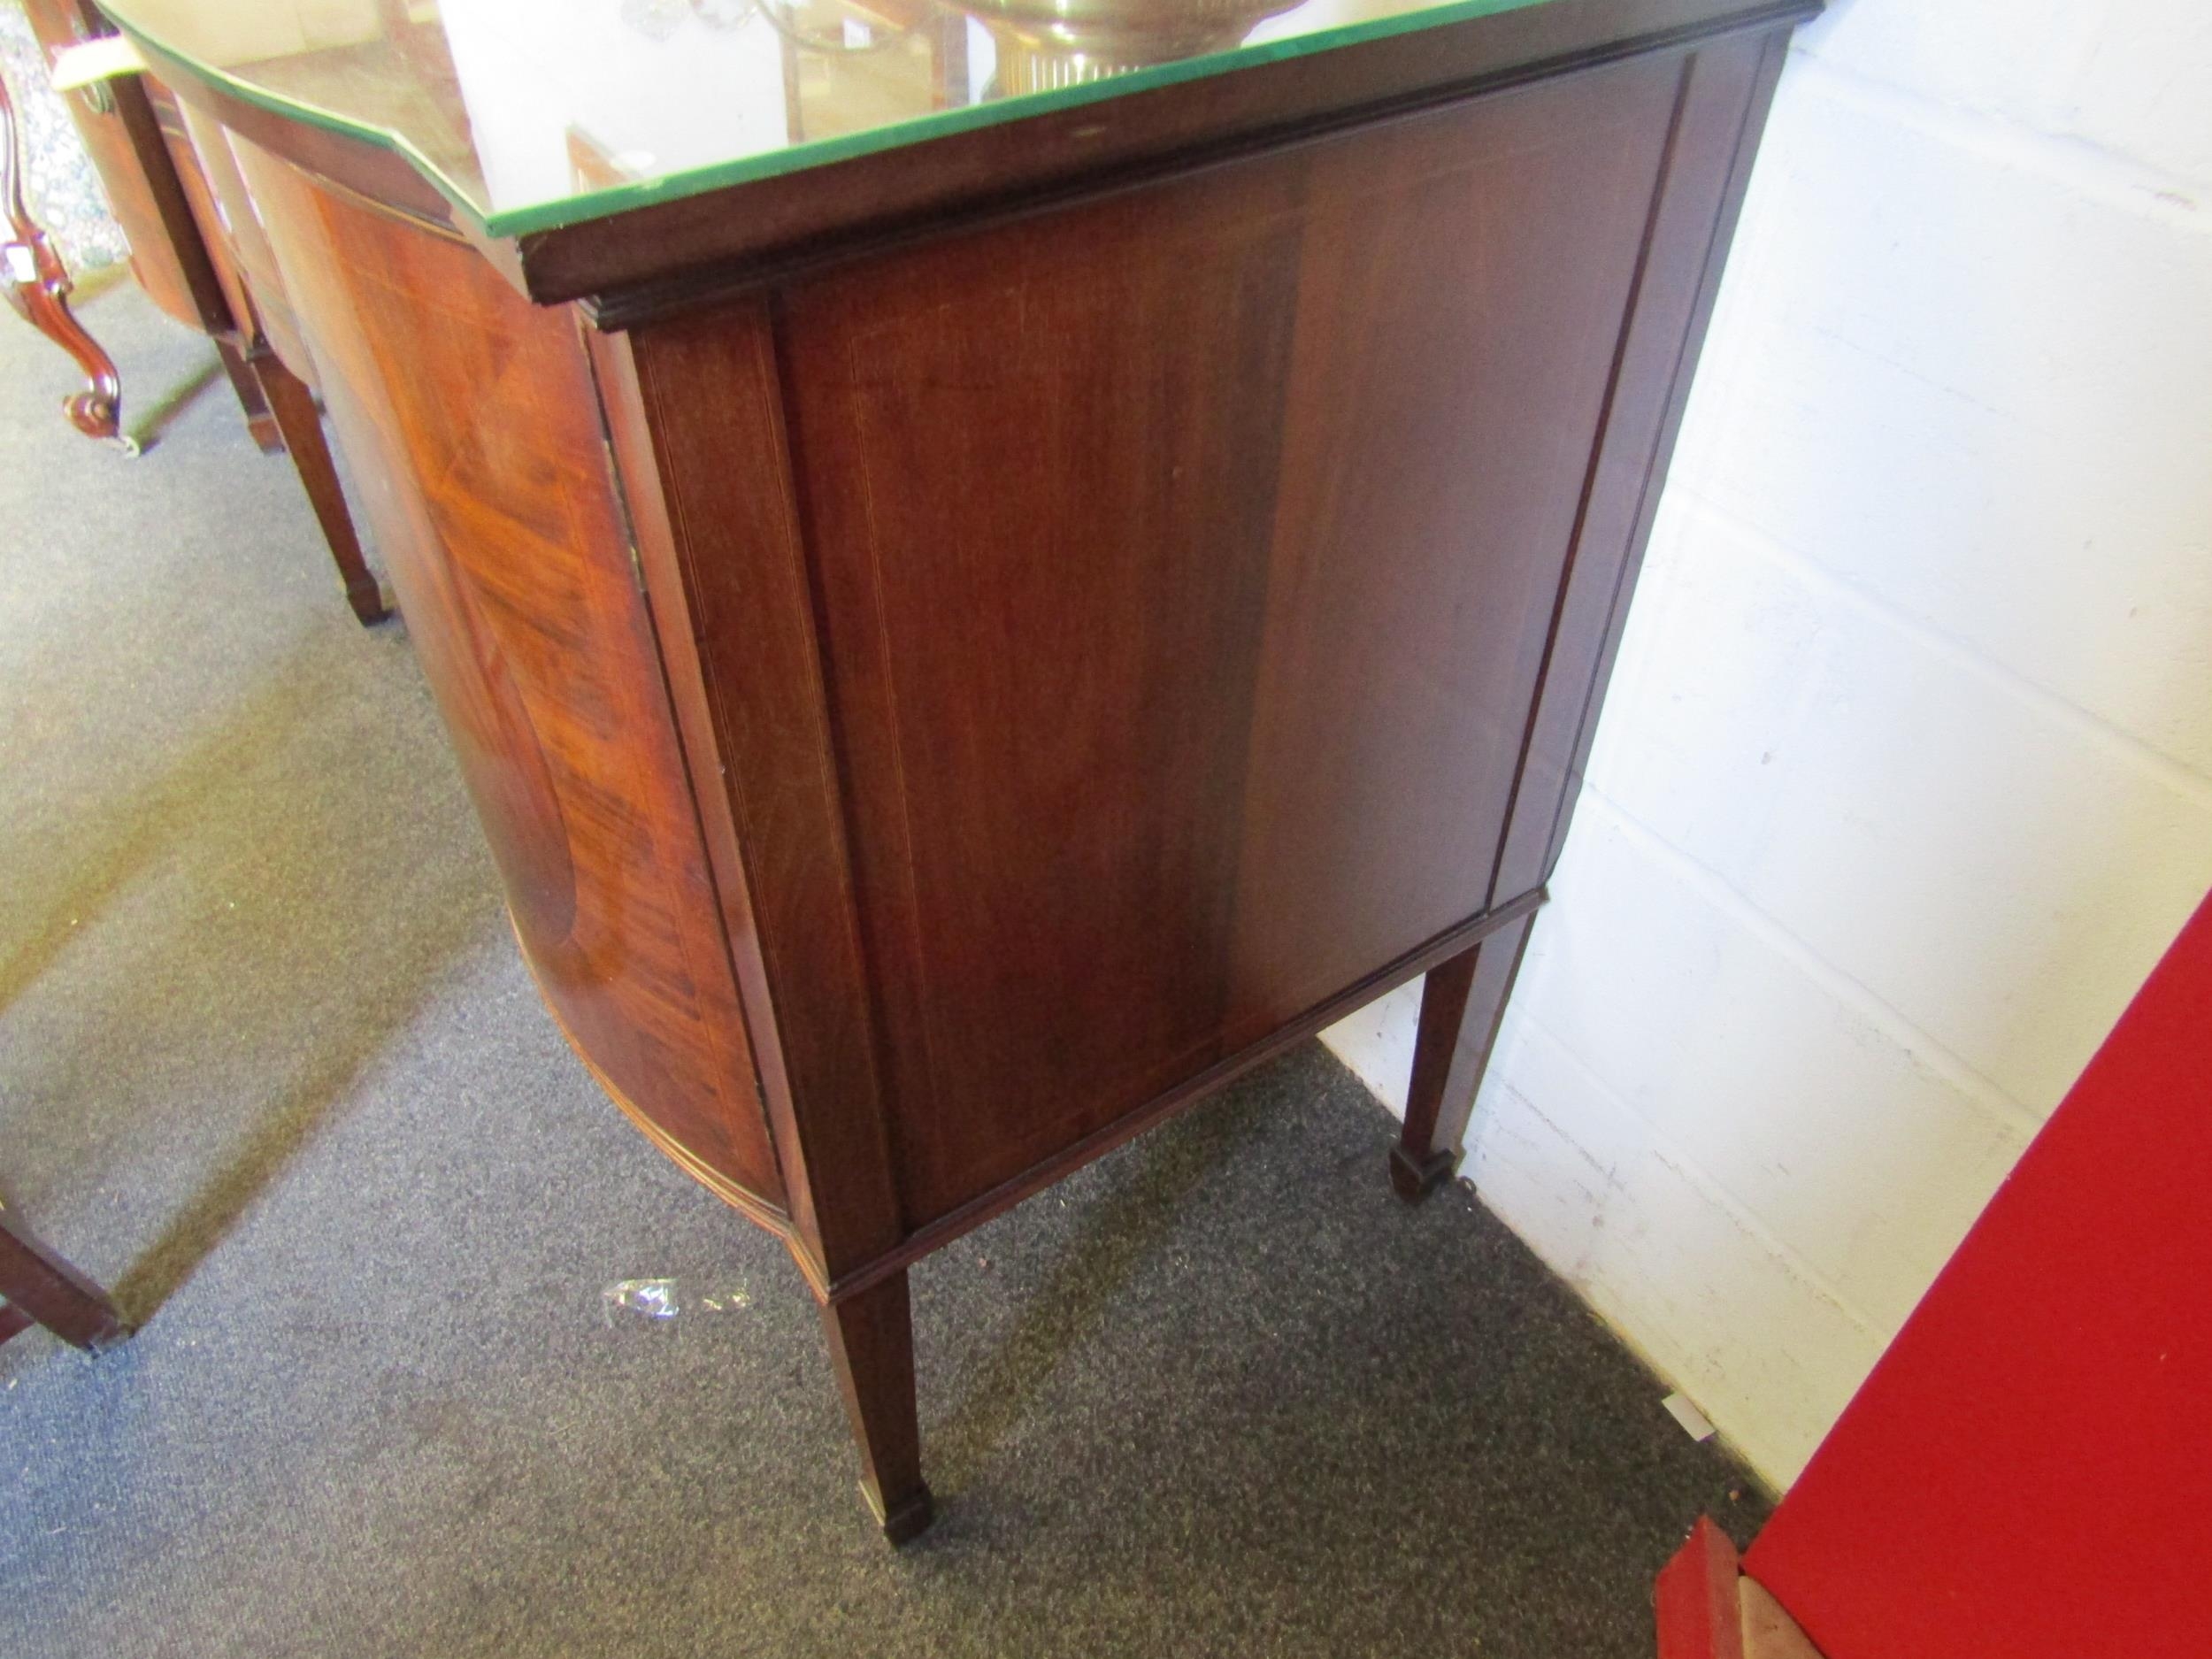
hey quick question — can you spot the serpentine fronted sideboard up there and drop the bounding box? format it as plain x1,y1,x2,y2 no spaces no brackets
94,0,1816,1541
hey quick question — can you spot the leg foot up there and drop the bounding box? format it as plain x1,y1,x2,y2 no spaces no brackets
0,1203,127,1352
821,1271,933,1546
867,1479,936,1547
1389,1143,1458,1204
1391,908,1540,1204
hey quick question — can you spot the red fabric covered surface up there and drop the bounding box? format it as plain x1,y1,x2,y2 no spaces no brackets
1745,892,2212,1658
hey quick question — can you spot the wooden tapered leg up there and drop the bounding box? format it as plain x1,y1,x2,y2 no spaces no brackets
820,1271,933,1545
1390,909,1539,1203
254,352,390,626
0,1205,127,1352
215,335,287,454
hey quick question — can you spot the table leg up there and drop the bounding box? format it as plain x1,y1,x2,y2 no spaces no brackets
0,1204,127,1351
215,334,286,454
253,349,390,626
1390,909,1539,1203
3,66,127,449
820,1271,933,1545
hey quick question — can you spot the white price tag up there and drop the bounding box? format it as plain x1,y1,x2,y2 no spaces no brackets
50,34,146,91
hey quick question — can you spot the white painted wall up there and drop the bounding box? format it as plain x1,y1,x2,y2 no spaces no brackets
1325,0,2212,1487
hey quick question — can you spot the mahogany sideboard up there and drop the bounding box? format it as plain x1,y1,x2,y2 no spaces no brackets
98,0,1815,1541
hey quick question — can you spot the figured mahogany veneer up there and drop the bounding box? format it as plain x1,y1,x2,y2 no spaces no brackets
146,0,1810,1540
229,147,787,1216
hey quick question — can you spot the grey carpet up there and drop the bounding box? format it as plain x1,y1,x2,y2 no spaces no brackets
1,281,1765,1658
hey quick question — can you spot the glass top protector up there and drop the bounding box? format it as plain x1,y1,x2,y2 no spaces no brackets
103,0,1561,234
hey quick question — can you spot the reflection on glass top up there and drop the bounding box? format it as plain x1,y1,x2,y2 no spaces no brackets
101,0,1563,234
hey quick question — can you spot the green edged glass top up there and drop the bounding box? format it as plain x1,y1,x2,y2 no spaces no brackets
100,0,1563,235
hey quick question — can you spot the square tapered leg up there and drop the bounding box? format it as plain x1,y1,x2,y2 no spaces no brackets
1391,910,1538,1203
820,1271,933,1545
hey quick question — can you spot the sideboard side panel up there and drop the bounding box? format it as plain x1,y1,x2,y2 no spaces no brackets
229,142,787,1217
766,54,1685,1229
1491,27,1794,902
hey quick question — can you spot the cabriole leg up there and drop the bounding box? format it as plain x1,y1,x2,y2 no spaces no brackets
3,69,125,449
1390,909,1538,1203
820,1270,933,1546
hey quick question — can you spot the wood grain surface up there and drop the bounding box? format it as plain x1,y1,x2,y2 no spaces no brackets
228,142,787,1216
724,52,1679,1228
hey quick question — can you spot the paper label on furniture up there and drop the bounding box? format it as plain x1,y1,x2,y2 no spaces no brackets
50,35,146,92
1663,1391,1718,1441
